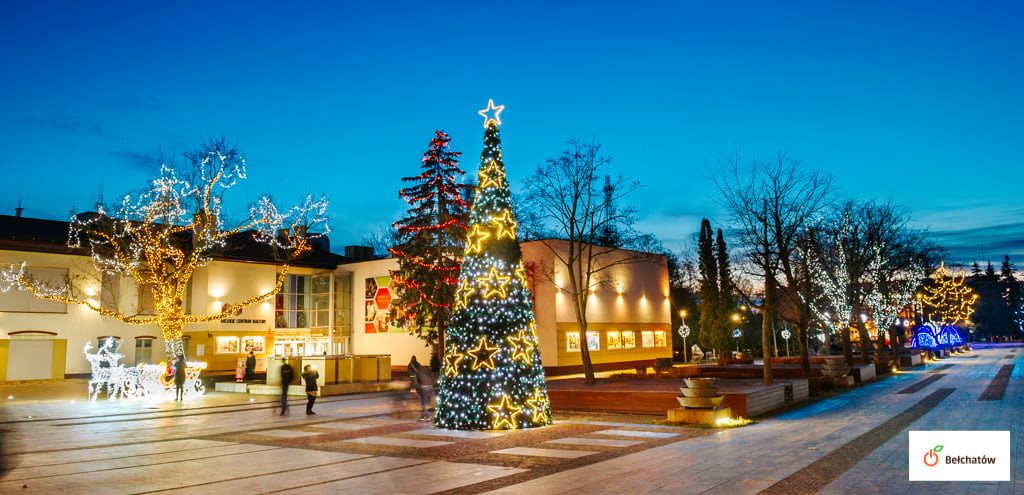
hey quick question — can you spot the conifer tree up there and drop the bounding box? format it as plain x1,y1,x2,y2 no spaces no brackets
1000,255,1023,334
715,228,734,354
921,262,978,325
697,219,728,363
390,131,470,360
434,100,551,430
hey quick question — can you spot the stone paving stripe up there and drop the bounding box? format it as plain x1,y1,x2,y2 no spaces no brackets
759,387,955,495
928,364,954,373
5,443,277,482
492,447,599,459
408,427,506,439
1,448,366,494
150,456,425,494
6,439,232,468
253,429,324,438
277,461,526,494
895,373,945,394
344,435,453,448
590,429,680,439
979,364,1015,401
546,437,643,448
1004,354,1015,359
314,422,377,431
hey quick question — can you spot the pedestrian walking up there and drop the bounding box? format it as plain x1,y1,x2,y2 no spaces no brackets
302,364,319,415
279,358,294,415
245,351,256,381
408,356,434,420
173,355,186,401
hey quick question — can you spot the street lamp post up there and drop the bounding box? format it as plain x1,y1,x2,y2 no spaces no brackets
732,328,742,356
678,324,691,363
781,328,791,356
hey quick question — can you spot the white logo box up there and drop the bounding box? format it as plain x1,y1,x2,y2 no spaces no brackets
909,431,1011,481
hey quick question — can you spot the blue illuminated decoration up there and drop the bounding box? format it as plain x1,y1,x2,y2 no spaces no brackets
913,324,939,349
940,325,964,346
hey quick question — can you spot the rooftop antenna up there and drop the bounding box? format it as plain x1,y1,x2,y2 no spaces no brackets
15,198,23,217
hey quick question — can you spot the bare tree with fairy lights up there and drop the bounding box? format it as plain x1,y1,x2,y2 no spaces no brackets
1,139,329,360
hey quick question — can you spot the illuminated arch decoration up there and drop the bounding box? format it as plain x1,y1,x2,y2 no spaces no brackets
939,325,964,347
912,324,939,349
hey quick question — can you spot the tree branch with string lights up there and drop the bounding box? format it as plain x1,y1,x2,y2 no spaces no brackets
1,139,329,361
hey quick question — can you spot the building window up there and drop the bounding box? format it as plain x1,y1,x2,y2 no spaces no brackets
654,330,667,347
275,274,310,328
641,330,655,348
622,330,636,349
586,331,600,351
135,337,154,364
311,274,330,329
0,267,68,313
606,331,621,350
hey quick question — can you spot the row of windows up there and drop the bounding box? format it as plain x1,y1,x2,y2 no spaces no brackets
566,329,668,352
0,267,190,315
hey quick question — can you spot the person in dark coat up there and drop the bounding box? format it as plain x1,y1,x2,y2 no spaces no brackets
302,364,319,415
173,355,186,401
279,358,294,415
245,351,256,381
408,356,434,420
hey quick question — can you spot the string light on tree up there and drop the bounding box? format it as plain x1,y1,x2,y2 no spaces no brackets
920,262,978,325
434,100,552,430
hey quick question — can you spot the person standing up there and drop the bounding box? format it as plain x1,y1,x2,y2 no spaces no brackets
279,358,294,415
245,351,256,381
302,364,319,415
173,355,186,401
408,356,434,420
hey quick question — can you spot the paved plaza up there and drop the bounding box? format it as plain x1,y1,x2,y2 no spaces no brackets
1,345,1021,494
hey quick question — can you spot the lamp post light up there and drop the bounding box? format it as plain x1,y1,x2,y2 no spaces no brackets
781,328,791,356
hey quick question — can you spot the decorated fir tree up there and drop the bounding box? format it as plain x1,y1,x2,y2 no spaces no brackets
390,130,470,360
434,100,552,430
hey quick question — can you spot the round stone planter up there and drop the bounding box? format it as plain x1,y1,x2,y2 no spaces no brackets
677,395,725,408
684,378,717,389
679,387,720,398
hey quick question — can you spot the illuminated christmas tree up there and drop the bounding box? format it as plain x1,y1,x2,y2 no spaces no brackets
434,100,552,430
921,262,978,325
390,130,470,359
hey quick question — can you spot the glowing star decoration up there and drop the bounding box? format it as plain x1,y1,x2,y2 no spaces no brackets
489,210,518,239
514,263,528,284
465,225,492,254
479,267,511,299
454,281,475,311
478,99,505,128
443,347,464,378
468,336,500,371
478,160,507,189
525,388,550,424
487,394,522,430
507,329,535,365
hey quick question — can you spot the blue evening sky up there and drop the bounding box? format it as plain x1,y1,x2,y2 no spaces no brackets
1,1,1021,265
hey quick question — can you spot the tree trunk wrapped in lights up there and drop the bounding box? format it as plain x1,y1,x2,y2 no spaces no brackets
0,139,328,361
434,101,552,430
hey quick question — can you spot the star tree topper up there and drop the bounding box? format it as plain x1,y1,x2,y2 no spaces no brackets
478,99,505,128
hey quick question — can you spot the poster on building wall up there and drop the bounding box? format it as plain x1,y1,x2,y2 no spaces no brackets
566,332,580,352
216,336,239,354
364,276,404,334
242,336,265,353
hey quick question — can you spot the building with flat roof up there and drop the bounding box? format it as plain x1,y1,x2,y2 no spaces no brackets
0,215,669,381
